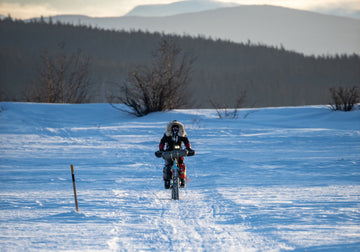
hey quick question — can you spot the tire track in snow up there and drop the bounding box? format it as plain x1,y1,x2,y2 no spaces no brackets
191,187,292,251
109,184,290,251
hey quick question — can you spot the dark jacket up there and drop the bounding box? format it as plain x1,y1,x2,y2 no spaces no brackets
159,134,190,151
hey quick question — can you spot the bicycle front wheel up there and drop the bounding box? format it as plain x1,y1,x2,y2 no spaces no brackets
171,169,180,200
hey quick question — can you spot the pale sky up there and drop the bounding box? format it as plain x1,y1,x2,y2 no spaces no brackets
1,0,359,19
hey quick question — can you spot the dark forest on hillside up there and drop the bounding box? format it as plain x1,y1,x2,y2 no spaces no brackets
0,18,359,108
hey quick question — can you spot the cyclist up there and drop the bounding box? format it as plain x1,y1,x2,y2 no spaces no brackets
158,120,193,189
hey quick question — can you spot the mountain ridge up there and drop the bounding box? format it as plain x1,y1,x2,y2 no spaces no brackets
30,5,360,56
124,0,238,17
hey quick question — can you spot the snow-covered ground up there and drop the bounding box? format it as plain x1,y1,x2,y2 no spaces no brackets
0,102,359,251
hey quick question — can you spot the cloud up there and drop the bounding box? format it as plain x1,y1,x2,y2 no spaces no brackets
0,2,61,19
0,0,177,19
0,1,126,19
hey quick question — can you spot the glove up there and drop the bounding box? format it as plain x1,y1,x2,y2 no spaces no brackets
155,150,163,158
186,147,195,156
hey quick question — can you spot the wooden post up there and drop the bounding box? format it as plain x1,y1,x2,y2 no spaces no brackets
71,164,79,212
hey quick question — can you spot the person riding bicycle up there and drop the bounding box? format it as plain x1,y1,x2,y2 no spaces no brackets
158,120,193,189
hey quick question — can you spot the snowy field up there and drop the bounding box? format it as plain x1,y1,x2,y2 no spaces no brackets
0,102,359,251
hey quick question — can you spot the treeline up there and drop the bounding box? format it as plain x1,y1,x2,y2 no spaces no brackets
0,17,359,108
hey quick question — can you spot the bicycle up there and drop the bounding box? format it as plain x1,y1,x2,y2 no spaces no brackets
155,149,195,200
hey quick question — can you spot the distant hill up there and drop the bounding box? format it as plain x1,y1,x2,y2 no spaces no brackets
1,19,359,107
34,5,360,56
125,0,238,17
126,1,360,20
314,7,360,20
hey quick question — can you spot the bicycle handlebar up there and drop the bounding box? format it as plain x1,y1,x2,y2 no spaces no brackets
155,149,195,159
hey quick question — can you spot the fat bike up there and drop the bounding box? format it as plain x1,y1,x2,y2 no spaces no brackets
155,149,195,200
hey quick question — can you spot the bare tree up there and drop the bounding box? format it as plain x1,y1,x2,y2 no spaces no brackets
109,39,195,116
329,86,359,111
26,43,91,103
210,91,247,119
